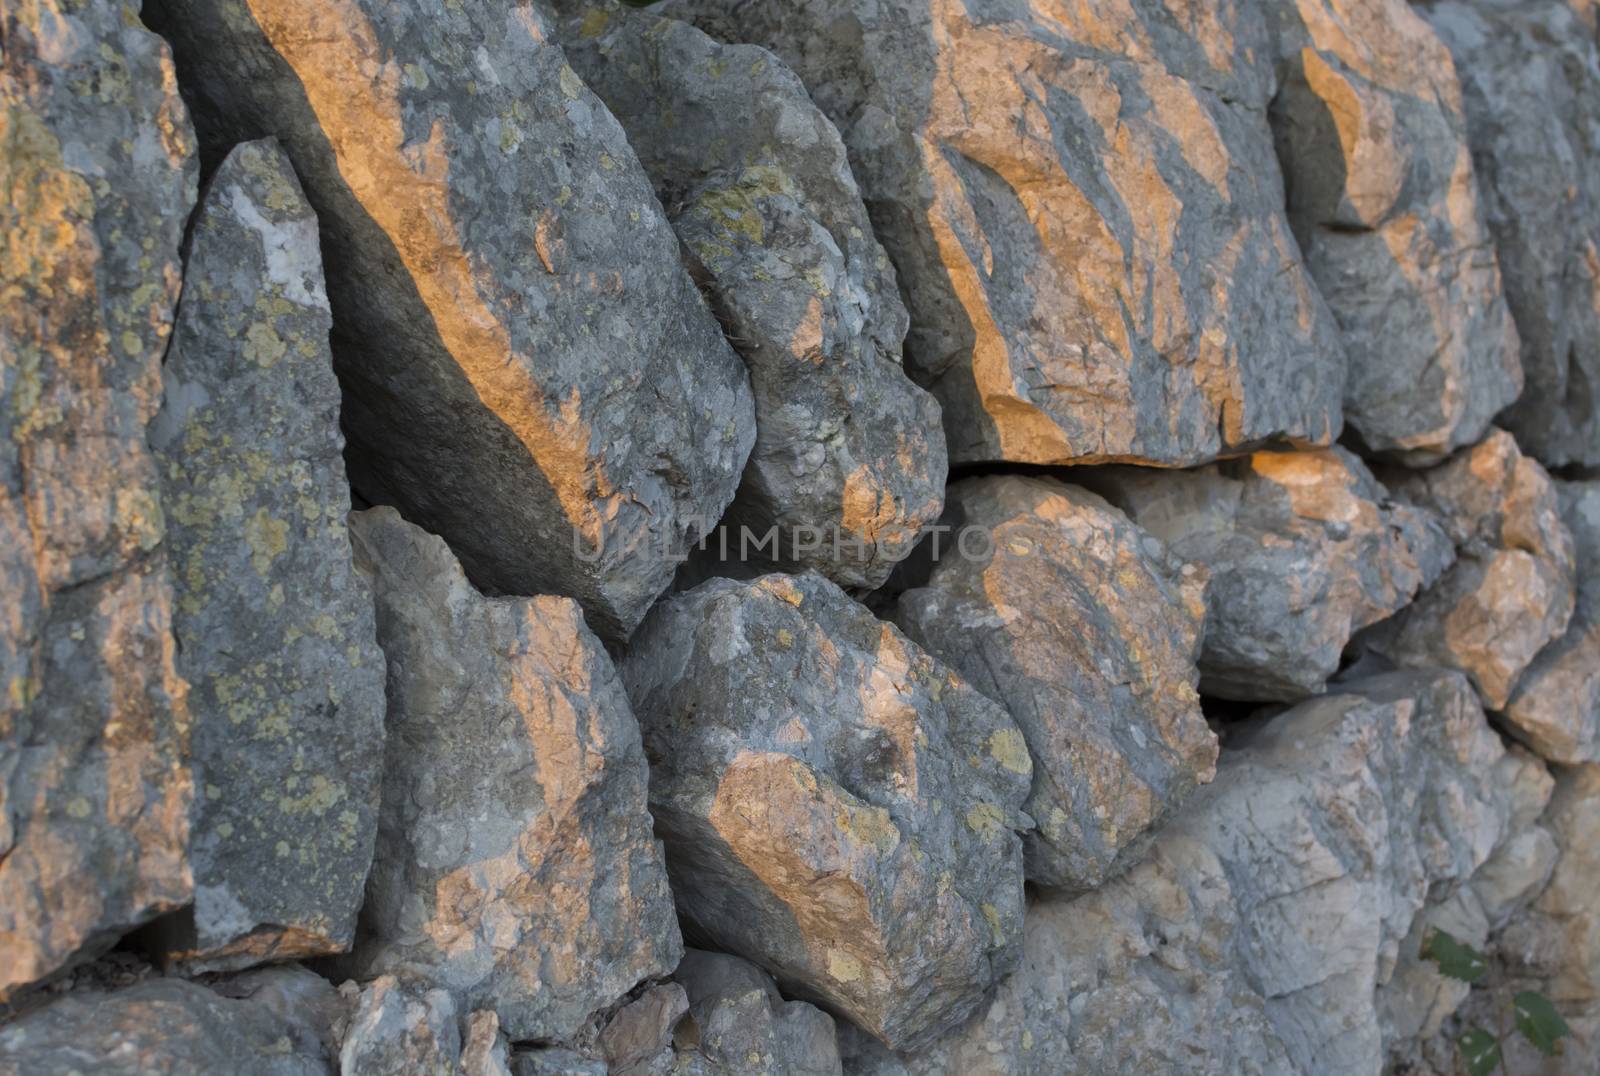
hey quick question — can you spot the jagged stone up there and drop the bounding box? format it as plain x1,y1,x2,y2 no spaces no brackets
460,1011,514,1076
1503,481,1600,762
673,0,1345,467
208,964,350,1059
338,976,458,1076
1268,0,1521,464
144,0,755,641
1363,429,1577,709
0,977,331,1075
0,0,197,1002
864,671,1531,1074
345,508,681,1041
144,138,384,973
1083,447,1453,701
621,573,1032,1050
673,950,842,1076
511,1048,608,1076
893,475,1213,891
1421,0,1600,469
599,984,690,1076
558,4,944,589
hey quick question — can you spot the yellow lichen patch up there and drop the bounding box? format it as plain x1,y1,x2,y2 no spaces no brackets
841,803,900,854
243,320,287,368
775,627,795,648
966,802,1006,835
579,8,608,37
980,902,1006,946
243,508,289,574
827,949,865,983
987,727,1032,775
558,63,585,100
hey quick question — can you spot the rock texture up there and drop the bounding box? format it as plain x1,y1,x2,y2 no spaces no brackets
1083,447,1453,701
859,671,1536,1074
146,138,385,973
0,977,331,1075
1364,429,1577,710
675,0,1346,467
622,573,1032,1050
894,475,1213,891
338,976,458,1076
0,0,197,1001
347,507,681,1041
1503,481,1600,763
145,0,756,641
559,5,945,589
1422,0,1600,469
1268,0,1522,463
674,950,842,1076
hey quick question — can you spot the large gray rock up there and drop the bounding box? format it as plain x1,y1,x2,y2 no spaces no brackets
1363,429,1577,710
558,5,945,589
894,475,1213,891
1269,0,1522,464
1421,0,1600,469
674,950,842,1076
672,0,1346,468
1504,481,1600,762
0,0,197,1001
862,671,1534,1074
144,0,756,641
621,573,1032,1051
0,977,331,1075
145,138,385,973
346,507,681,1041
1083,447,1453,701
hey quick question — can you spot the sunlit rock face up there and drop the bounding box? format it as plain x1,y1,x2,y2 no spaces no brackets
144,0,755,642
558,4,945,589
1082,447,1453,702
144,139,385,974
1422,0,1600,469
894,475,1214,892
672,0,1346,467
1503,481,1600,763
852,672,1531,1075
621,573,1032,1051
1363,430,1577,710
0,0,197,1003
344,508,682,1042
1268,0,1522,465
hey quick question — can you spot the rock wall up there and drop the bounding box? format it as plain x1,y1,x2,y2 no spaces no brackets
2,0,1598,1073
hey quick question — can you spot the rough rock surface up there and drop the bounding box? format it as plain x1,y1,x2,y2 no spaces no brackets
894,475,1213,891
146,138,385,973
1268,0,1522,463
0,977,331,1075
145,0,756,641
1422,0,1600,469
1083,447,1453,701
674,950,842,1076
858,671,1534,1074
338,975,458,1076
346,507,681,1041
598,983,690,1075
1364,429,1577,710
460,1010,514,1076
1504,481,1600,762
559,5,944,588
621,573,1032,1050
0,0,197,1001
674,0,1346,467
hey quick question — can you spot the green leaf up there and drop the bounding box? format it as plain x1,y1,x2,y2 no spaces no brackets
1513,990,1571,1056
1421,928,1489,983
1455,1028,1502,1076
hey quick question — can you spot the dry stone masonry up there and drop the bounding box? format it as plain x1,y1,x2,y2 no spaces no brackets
4,0,1600,1072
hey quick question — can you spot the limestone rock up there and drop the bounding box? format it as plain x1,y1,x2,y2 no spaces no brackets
894,475,1213,891
1268,0,1522,464
672,0,1346,467
143,138,384,973
338,976,458,1076
1083,447,1453,701
1364,429,1577,709
558,5,944,588
144,0,756,641
460,1011,514,1076
599,983,690,1076
870,671,1529,1073
1421,0,1600,469
673,950,842,1076
1504,481,1600,762
207,964,350,1059
0,977,331,1075
621,573,1032,1050
346,507,681,1041
0,0,197,1001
